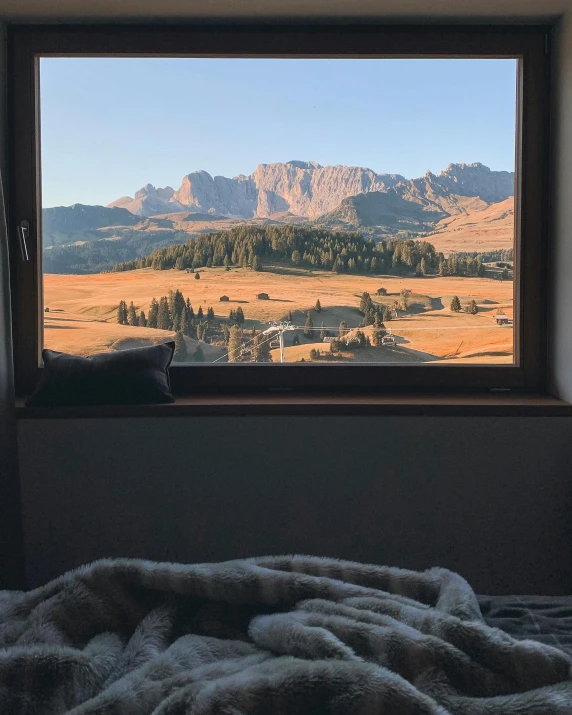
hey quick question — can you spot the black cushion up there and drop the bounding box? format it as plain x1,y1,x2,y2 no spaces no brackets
26,342,175,406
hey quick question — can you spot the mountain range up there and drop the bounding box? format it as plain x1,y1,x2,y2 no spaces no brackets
43,161,515,273
107,160,514,222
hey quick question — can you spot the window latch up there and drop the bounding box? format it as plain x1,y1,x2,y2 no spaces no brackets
17,220,30,262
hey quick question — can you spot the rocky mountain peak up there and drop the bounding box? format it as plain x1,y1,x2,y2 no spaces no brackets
108,160,514,220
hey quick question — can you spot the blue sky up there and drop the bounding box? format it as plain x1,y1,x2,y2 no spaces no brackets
40,58,517,208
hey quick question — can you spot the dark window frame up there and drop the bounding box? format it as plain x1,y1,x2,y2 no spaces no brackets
8,24,550,396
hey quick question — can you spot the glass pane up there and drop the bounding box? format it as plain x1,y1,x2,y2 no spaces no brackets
40,57,517,365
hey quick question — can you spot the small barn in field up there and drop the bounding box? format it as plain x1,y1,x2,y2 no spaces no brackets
219,295,230,302
495,313,509,325
256,293,270,300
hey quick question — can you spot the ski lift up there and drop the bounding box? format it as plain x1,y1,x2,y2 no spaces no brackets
270,340,280,349
382,333,396,347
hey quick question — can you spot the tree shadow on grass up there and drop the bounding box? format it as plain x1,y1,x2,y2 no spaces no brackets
43,324,79,330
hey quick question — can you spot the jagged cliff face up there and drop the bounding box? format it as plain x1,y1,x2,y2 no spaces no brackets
111,185,184,217
108,161,514,220
251,162,405,218
172,171,258,218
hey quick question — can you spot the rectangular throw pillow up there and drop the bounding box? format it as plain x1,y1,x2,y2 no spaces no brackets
26,342,175,406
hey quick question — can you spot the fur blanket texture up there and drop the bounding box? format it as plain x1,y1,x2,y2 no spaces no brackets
1,555,572,714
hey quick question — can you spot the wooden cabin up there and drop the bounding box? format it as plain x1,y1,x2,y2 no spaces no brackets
495,313,509,325
256,293,270,300
219,295,230,302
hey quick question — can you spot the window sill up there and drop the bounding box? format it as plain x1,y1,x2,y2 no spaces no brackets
14,392,572,419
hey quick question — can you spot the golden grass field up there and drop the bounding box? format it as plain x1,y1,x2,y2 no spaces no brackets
44,264,514,364
426,198,514,255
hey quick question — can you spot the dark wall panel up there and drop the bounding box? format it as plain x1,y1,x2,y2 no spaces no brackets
18,416,572,594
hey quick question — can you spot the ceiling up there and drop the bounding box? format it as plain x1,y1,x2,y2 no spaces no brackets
0,0,569,22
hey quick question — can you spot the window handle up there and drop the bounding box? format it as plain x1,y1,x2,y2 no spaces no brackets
17,220,30,262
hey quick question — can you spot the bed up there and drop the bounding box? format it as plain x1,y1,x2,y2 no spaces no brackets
479,594,572,656
1,556,572,714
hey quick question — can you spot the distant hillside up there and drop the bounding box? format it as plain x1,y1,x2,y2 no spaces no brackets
315,190,448,234
427,197,515,254
111,224,486,279
43,204,141,247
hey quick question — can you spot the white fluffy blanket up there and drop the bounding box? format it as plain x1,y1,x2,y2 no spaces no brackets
1,556,572,714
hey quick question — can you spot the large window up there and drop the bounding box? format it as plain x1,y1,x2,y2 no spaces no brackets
9,26,549,393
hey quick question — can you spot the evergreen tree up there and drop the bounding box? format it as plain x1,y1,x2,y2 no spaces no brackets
193,345,205,362
364,307,377,326
320,322,326,342
147,298,159,328
227,326,243,363
207,306,215,320
252,332,272,362
117,300,128,325
339,321,349,338
127,301,138,326
179,308,190,336
332,256,344,273
400,289,410,311
382,305,393,322
286,311,293,322
138,310,147,327
468,299,478,315
197,305,204,321
169,289,186,321
501,268,509,280
359,292,373,315
315,299,322,313
173,332,188,362
291,250,302,266
223,255,231,270
229,309,236,322
222,324,231,345
235,306,245,325
157,296,172,330
372,314,386,347
450,295,462,312
195,272,200,280
292,334,300,346
251,255,263,271
303,311,314,339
